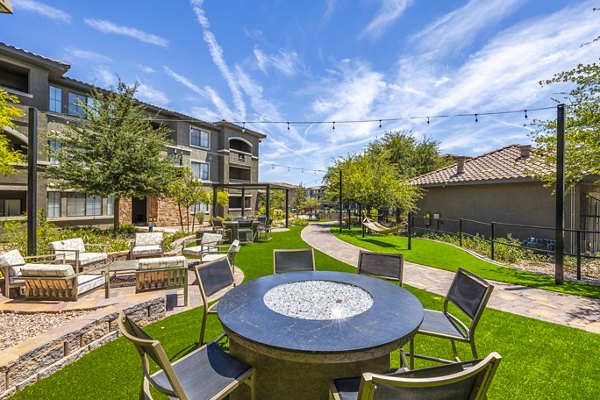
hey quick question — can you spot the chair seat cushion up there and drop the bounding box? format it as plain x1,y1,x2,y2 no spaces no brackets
183,246,218,257
330,377,360,400
0,250,26,281
131,245,163,257
138,256,186,270
77,274,105,294
201,253,227,263
152,341,252,399
65,252,107,265
20,264,75,277
419,310,468,340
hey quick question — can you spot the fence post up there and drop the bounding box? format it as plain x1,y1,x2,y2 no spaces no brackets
490,222,495,260
576,230,582,280
408,212,412,250
459,218,463,247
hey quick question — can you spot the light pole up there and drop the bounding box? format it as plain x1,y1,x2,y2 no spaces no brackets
0,0,13,14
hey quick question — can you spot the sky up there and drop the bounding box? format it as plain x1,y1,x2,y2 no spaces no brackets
2,0,599,187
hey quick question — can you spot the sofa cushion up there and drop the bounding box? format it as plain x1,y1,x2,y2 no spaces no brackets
49,238,86,255
201,253,227,263
182,245,205,257
132,245,163,257
135,232,163,246
20,264,75,277
65,252,107,265
77,274,105,294
138,256,186,270
0,249,26,269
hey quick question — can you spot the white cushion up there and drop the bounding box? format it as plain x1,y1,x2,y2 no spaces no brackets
135,232,163,246
77,274,105,294
0,249,26,268
20,264,75,277
201,253,227,263
138,256,186,270
132,245,163,257
49,238,86,255
201,233,222,245
65,252,107,265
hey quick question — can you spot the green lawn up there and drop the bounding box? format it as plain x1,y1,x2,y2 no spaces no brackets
11,226,600,399
333,228,600,298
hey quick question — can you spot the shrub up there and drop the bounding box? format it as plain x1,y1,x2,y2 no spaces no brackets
118,223,138,236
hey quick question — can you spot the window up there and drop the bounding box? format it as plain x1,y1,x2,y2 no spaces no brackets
190,127,209,148
48,139,61,165
47,192,61,218
190,202,208,214
49,86,62,113
107,195,114,216
67,194,85,216
228,196,251,210
191,161,209,181
86,196,102,216
67,92,87,117
0,199,21,217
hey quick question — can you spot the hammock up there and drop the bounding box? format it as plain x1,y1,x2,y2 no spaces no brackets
362,217,405,235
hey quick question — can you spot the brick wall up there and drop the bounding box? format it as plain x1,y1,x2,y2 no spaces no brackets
119,197,132,225
158,197,183,227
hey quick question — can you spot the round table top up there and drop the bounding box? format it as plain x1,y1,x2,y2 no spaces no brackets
218,271,424,354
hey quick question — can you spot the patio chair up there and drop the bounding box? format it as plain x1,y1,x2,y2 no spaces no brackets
48,238,108,273
130,232,164,260
256,217,272,242
118,311,255,400
407,268,494,368
194,257,236,344
0,249,67,298
136,256,188,306
273,248,315,274
182,233,223,261
237,220,255,244
329,352,501,400
357,250,404,285
210,218,232,242
200,240,241,270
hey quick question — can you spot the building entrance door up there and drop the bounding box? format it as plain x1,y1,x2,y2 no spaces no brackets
132,197,147,224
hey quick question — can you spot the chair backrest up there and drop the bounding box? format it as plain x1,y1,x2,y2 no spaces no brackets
357,251,403,284
273,248,315,274
227,240,241,267
135,232,164,246
238,220,253,229
48,238,86,255
201,232,223,246
117,312,186,399
445,268,494,330
0,249,25,268
211,218,223,228
194,258,235,301
360,352,502,400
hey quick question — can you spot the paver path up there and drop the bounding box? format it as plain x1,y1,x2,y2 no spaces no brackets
301,222,600,334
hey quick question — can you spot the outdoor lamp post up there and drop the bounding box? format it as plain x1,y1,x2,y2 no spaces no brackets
0,0,13,14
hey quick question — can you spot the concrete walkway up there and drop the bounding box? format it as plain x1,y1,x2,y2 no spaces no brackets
301,222,600,334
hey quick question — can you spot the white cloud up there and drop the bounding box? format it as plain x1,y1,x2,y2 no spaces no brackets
135,83,169,106
191,0,246,118
163,66,205,96
253,47,300,77
84,19,169,47
63,47,111,63
360,0,412,39
137,65,156,73
95,66,117,87
13,0,71,22
202,86,237,121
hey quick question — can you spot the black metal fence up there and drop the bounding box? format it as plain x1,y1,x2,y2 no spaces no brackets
407,214,600,281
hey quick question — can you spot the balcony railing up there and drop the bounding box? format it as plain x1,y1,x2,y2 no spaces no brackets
229,150,253,167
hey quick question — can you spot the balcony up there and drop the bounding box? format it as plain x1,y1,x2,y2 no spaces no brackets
229,150,253,167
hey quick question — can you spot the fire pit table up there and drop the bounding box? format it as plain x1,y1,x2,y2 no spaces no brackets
217,271,424,400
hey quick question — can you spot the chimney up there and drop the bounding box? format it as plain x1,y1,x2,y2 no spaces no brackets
519,145,532,159
454,156,466,174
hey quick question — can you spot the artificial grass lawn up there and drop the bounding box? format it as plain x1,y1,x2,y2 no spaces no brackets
334,228,600,299
11,226,600,399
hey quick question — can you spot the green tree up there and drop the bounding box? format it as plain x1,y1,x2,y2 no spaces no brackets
168,167,209,232
45,81,177,234
0,89,25,175
304,197,320,212
292,184,307,211
530,61,600,188
323,150,421,215
368,130,451,178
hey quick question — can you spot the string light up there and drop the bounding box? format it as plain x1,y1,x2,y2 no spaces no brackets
524,110,528,119
287,122,290,130
379,120,382,128
427,117,430,125
474,114,478,123
332,121,335,130
242,122,246,132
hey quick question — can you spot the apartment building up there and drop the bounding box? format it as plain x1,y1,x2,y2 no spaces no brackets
0,42,266,227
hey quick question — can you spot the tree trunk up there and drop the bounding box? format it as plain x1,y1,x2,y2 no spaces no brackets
191,204,197,233
186,205,191,233
178,203,184,232
113,196,120,237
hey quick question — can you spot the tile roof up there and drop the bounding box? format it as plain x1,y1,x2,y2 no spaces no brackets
0,42,70,70
409,144,552,186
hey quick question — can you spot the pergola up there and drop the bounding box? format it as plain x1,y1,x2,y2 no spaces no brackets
211,182,295,228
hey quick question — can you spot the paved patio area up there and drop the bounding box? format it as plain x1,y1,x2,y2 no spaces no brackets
301,222,600,334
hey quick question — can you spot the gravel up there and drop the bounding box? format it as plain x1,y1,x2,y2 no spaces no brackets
0,310,93,352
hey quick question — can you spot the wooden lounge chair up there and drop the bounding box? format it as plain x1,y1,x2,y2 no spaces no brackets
118,311,255,400
273,248,315,274
407,268,494,368
130,232,164,260
329,352,501,400
48,238,108,273
182,233,223,261
194,257,236,344
357,250,404,285
136,256,188,306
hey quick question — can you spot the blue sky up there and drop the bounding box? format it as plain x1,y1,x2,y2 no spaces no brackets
2,0,599,187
